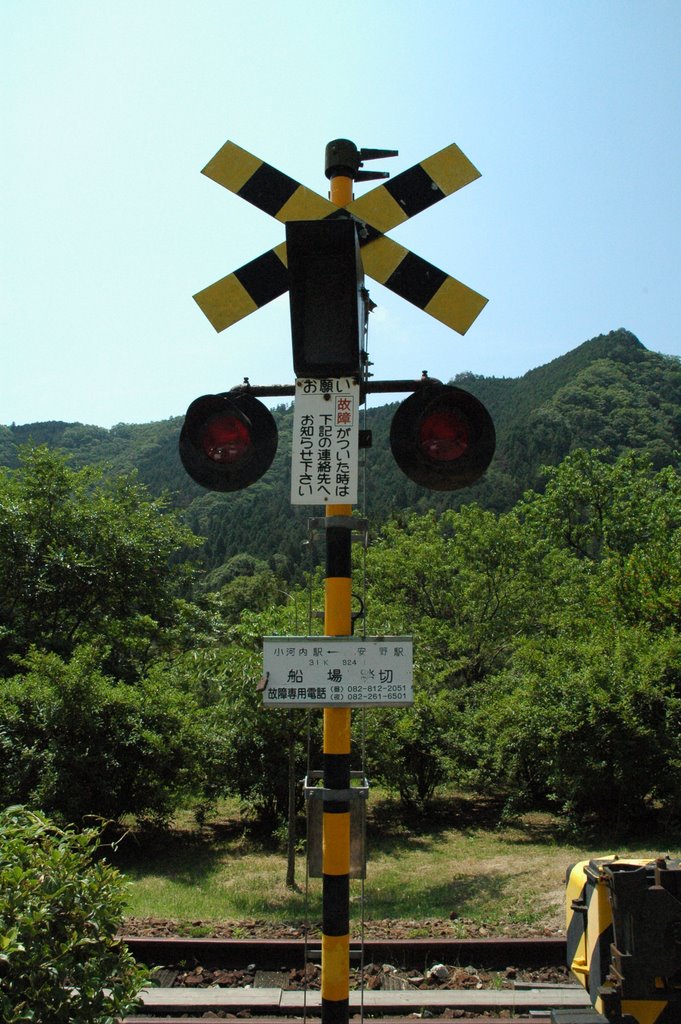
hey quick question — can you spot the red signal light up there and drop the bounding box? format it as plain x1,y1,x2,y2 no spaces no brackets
201,415,251,463
390,382,495,490
179,393,277,491
418,409,470,461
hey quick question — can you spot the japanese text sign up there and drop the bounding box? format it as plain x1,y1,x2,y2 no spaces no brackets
291,379,359,505
262,636,414,708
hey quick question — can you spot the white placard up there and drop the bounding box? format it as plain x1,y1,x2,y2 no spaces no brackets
290,378,359,505
262,636,414,707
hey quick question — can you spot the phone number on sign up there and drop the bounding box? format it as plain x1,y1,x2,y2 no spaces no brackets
332,685,408,701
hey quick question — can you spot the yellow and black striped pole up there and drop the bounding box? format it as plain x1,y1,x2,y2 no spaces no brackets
320,161,354,1024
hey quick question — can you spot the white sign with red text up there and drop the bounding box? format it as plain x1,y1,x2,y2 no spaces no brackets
290,378,359,505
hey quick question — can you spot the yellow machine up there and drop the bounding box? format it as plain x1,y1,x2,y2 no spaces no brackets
565,856,681,1024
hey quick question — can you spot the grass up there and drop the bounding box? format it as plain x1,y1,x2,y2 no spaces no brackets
112,791,681,933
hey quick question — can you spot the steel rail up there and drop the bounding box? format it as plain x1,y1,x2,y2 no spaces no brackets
123,1017,551,1024
122,934,566,970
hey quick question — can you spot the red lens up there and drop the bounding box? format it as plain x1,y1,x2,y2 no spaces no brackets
201,415,250,463
419,410,470,461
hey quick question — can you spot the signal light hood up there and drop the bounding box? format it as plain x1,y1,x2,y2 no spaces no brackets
390,382,495,491
179,393,277,492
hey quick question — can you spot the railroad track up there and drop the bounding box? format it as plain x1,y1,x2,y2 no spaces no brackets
123,934,567,970
120,935,591,1023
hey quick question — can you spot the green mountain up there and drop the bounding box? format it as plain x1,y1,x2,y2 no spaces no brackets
2,329,679,580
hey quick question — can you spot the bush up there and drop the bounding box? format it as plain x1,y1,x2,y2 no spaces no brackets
0,806,147,1023
364,689,455,808
476,626,681,827
159,644,312,831
0,646,210,824
0,445,200,680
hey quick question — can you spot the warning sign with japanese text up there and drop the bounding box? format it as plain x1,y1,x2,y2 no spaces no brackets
262,636,414,708
290,379,359,505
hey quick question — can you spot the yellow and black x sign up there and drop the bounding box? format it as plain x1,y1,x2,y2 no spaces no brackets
194,140,487,337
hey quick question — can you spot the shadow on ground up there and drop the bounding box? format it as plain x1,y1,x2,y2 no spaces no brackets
110,792,681,917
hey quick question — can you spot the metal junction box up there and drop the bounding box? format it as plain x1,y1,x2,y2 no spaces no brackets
304,772,368,879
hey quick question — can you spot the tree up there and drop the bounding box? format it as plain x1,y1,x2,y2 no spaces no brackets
0,446,201,678
477,624,681,826
359,505,586,805
519,448,681,631
153,598,318,839
364,688,454,808
359,449,681,823
364,505,584,689
0,645,213,823
473,450,681,825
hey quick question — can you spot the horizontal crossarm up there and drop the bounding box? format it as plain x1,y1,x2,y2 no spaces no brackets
202,141,480,238
202,141,336,222
361,235,487,335
194,233,486,335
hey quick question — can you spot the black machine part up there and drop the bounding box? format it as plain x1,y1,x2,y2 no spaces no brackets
600,858,681,1019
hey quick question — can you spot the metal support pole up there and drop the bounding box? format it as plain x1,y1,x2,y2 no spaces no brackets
321,165,354,1024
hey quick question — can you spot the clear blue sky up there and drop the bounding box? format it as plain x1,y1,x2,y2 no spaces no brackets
2,0,680,428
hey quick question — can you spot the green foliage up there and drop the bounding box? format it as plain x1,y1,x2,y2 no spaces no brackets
2,331,681,835
365,503,584,689
148,599,318,831
0,806,147,1023
199,554,290,625
474,330,681,504
521,448,670,558
0,446,201,678
0,646,211,824
364,688,454,807
478,626,681,826
361,447,681,826
471,450,681,825
362,506,558,804
519,449,681,631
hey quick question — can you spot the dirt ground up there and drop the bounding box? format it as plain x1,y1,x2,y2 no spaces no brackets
122,915,564,940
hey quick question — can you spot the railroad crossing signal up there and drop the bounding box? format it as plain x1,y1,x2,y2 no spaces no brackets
390,381,495,491
181,377,495,495
182,137,494,1024
193,139,487,339
182,137,495,495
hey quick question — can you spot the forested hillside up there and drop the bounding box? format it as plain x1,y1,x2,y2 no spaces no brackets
2,326,681,833
2,328,679,582
2,441,680,831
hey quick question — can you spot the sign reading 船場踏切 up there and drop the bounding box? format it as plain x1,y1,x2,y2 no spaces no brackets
291,379,359,505
262,636,414,707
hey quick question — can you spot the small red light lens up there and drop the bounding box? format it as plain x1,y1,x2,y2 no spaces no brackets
201,415,250,463
419,410,470,462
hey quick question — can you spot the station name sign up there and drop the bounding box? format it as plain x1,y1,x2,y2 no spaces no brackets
262,636,413,707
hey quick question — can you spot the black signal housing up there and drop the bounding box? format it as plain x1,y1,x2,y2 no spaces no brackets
286,218,365,379
179,393,277,492
390,382,495,490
